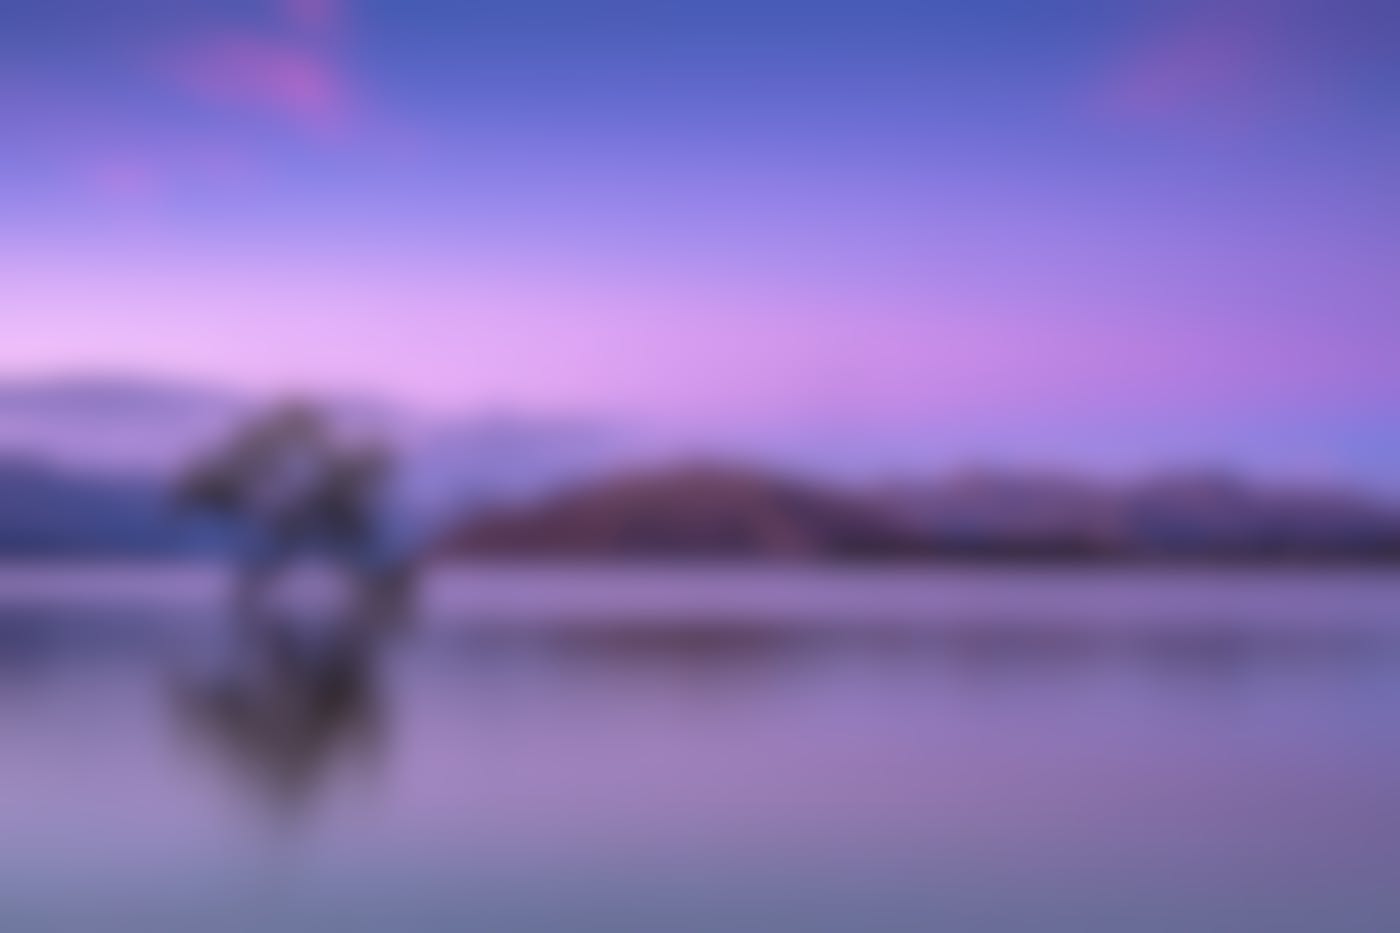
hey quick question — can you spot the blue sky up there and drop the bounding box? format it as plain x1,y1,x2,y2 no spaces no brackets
2,0,1398,484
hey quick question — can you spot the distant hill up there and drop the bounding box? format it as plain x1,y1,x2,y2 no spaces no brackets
0,375,631,540
446,464,1400,562
878,469,1400,559
0,375,248,474
0,458,201,557
449,462,927,559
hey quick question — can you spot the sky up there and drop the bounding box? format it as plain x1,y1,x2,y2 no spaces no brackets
2,0,1398,483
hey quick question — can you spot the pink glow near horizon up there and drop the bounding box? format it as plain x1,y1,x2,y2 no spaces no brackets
4,243,1394,426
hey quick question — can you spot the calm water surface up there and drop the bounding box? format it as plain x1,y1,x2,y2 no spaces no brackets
2,565,1400,931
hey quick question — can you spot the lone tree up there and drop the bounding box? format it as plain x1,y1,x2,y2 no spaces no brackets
177,401,414,622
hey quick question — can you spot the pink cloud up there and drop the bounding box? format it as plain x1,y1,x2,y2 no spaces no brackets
281,0,343,37
1093,4,1288,123
168,34,351,136
77,141,258,204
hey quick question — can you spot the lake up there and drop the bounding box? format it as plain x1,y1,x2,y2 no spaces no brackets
2,565,1400,931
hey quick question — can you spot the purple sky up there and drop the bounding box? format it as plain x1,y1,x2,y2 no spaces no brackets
2,0,1398,483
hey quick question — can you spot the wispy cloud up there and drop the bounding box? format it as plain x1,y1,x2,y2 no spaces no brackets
281,0,344,37
1091,3,1289,124
167,33,352,137
77,141,255,205
84,154,161,201
0,1,368,202
159,0,356,139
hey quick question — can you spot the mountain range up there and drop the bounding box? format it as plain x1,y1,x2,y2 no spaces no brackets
2,375,1398,561
449,463,1400,562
